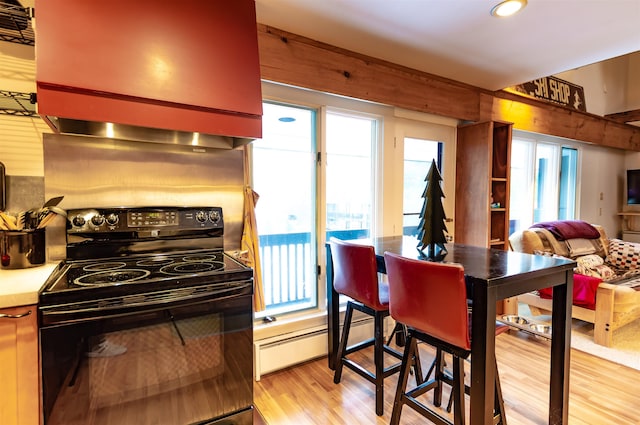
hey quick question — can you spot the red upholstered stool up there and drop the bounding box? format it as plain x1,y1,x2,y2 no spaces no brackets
384,252,507,425
329,238,422,416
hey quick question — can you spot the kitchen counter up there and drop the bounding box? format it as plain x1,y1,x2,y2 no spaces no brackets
0,262,59,308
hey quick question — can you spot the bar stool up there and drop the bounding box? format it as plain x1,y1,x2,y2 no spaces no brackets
329,238,422,416
383,251,507,425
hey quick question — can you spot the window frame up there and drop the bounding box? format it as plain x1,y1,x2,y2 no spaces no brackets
509,130,580,234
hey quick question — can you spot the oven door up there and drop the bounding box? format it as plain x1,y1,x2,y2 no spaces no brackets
40,286,253,425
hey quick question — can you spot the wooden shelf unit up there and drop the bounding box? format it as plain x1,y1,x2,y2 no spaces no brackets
455,121,513,250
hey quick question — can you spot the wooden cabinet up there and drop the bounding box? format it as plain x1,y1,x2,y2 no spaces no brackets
455,121,513,250
0,305,39,425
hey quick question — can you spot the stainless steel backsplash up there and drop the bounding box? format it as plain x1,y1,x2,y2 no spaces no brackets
43,133,245,260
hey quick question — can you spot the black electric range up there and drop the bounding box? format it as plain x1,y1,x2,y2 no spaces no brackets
39,206,255,425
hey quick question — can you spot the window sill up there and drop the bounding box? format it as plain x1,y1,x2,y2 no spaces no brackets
254,309,328,342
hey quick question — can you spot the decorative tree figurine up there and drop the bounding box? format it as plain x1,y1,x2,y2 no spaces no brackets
417,159,449,257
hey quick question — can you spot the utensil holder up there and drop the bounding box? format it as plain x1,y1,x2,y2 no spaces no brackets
1,228,46,269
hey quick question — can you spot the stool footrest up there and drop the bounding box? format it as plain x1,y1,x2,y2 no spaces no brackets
343,338,375,355
402,394,454,425
341,358,403,383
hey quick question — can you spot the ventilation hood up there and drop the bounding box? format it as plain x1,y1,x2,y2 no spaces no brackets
35,0,262,149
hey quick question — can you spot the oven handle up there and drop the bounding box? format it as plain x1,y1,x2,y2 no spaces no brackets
40,280,252,324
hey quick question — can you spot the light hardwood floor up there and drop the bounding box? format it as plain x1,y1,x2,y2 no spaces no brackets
254,330,640,424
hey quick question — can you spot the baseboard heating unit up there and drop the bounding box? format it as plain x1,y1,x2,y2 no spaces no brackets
253,316,383,380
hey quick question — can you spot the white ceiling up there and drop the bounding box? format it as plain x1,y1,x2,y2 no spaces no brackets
255,0,640,91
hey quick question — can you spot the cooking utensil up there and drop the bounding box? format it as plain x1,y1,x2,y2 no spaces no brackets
43,196,64,208
37,211,58,229
0,212,18,230
16,211,26,230
24,209,38,230
0,196,66,231
47,206,67,217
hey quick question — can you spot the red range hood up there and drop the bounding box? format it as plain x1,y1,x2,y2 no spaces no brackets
35,0,262,149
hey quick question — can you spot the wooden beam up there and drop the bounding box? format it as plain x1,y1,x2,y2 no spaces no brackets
605,109,640,124
492,91,640,150
257,24,640,151
257,24,483,122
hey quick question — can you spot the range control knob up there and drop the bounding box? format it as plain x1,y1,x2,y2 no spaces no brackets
106,213,119,226
195,210,208,223
209,210,221,223
71,216,86,227
91,215,105,226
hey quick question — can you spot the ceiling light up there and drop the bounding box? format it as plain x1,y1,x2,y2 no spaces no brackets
491,0,527,17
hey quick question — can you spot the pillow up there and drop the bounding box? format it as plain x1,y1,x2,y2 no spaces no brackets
606,238,640,271
574,254,603,268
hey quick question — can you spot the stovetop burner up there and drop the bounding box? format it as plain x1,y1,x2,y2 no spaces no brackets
160,261,224,275
74,269,151,286
39,207,254,308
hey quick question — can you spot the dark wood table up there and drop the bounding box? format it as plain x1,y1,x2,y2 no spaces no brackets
326,236,574,425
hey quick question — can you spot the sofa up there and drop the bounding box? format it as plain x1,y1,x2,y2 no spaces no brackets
509,220,640,347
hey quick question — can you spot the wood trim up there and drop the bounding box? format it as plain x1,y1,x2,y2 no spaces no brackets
257,23,640,151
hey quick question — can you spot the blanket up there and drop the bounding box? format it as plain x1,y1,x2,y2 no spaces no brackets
538,273,601,310
530,220,600,241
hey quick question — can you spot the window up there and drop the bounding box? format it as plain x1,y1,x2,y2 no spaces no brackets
509,133,578,234
252,102,380,317
252,102,317,316
558,147,578,220
325,111,377,240
402,138,442,236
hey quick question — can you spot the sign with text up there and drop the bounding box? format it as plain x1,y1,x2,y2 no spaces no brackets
507,76,586,112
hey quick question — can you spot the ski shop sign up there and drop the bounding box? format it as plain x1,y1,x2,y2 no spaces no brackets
508,76,586,112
